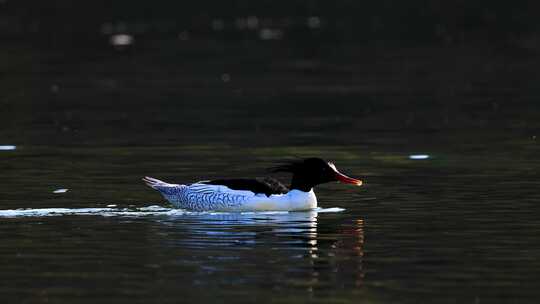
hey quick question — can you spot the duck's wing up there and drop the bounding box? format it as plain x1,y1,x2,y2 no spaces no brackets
201,177,289,196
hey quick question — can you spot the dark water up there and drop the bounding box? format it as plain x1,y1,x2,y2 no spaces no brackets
2,16,540,303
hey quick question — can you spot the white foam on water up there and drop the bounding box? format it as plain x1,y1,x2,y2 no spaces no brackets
0,206,184,218
110,34,133,46
0,205,345,218
0,145,16,151
53,189,69,194
0,207,115,217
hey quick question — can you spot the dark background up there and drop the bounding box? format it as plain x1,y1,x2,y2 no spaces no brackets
2,1,540,147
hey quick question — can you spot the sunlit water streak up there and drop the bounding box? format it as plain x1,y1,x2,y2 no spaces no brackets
409,154,430,160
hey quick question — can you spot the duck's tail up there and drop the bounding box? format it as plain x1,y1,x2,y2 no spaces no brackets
142,176,186,207
142,176,168,189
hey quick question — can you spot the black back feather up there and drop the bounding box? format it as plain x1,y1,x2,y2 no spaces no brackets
202,177,289,196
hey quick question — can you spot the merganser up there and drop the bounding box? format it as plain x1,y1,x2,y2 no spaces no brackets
142,157,362,212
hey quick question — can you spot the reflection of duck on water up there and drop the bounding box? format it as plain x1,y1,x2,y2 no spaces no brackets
299,218,366,290
149,209,365,291
143,158,362,211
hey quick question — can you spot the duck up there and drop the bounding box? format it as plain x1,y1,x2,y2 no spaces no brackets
142,157,362,212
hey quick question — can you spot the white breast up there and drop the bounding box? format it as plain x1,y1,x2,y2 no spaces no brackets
237,189,318,212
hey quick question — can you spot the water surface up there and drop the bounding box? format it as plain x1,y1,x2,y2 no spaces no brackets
2,136,539,303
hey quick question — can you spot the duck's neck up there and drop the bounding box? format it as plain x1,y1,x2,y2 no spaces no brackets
290,175,314,192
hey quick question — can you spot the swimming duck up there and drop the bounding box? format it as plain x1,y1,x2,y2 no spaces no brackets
143,157,362,211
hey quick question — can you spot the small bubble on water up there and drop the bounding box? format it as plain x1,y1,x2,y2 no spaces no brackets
409,154,430,160
110,34,133,46
246,16,259,30
307,16,321,29
259,28,283,40
221,73,231,82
